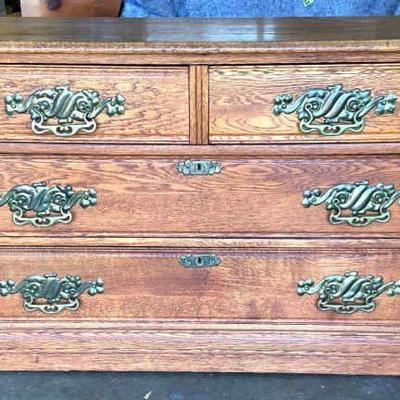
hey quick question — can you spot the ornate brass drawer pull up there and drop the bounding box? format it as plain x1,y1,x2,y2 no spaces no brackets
297,271,400,314
0,181,97,227
273,84,397,136
302,180,400,227
0,273,104,314
4,86,126,137
179,254,221,268
177,160,222,176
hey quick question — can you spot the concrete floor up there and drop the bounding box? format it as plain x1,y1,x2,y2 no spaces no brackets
0,372,399,400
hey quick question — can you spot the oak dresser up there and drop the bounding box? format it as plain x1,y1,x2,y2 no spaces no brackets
1,17,400,375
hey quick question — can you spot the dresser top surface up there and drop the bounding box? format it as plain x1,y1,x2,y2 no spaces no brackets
0,17,400,46
0,17,399,62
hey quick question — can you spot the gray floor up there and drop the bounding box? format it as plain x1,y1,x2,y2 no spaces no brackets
0,372,398,400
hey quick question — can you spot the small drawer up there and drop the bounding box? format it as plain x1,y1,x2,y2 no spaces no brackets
1,155,400,238
0,247,399,320
210,64,400,143
0,65,189,143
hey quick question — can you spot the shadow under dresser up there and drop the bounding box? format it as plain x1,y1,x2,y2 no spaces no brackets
0,16,400,375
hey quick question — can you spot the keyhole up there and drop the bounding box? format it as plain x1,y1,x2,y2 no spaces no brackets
196,163,205,173
196,257,204,267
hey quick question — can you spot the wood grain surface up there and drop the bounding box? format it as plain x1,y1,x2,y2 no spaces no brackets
0,142,398,157
1,17,400,376
0,18,400,65
1,318,400,374
2,17,400,44
210,64,400,143
189,65,209,144
0,65,189,143
0,247,399,321
0,155,399,237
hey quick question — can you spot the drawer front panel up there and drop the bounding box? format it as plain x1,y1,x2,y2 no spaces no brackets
0,248,399,320
2,156,400,236
210,64,400,143
0,66,189,143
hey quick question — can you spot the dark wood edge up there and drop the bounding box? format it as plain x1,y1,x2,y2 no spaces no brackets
1,319,399,374
1,39,400,54
2,241,400,250
1,238,400,248
2,51,400,65
0,142,400,156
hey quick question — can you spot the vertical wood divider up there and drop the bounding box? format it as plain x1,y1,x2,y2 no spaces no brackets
189,65,210,144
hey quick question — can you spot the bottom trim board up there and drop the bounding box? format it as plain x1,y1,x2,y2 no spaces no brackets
0,319,398,375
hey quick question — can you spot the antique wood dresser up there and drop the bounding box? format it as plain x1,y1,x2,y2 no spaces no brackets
0,17,400,375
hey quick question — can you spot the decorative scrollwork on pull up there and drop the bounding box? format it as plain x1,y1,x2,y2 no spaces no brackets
4,86,126,137
297,271,400,314
0,273,104,314
302,180,400,227
273,84,397,136
177,160,222,176
0,182,97,227
179,254,221,268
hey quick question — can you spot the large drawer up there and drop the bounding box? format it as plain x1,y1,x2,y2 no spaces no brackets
1,155,400,237
0,247,399,320
210,64,400,143
0,65,189,143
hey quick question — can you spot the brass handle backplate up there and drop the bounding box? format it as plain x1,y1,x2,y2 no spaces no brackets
0,181,97,227
177,160,222,176
302,180,400,227
297,271,400,314
5,85,125,137
273,84,397,136
179,254,221,268
0,272,104,314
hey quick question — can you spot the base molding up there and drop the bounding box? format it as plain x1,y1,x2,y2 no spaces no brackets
0,319,399,374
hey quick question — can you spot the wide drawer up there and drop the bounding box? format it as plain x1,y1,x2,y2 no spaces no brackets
0,247,399,320
2,155,400,237
210,64,400,143
0,65,189,143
